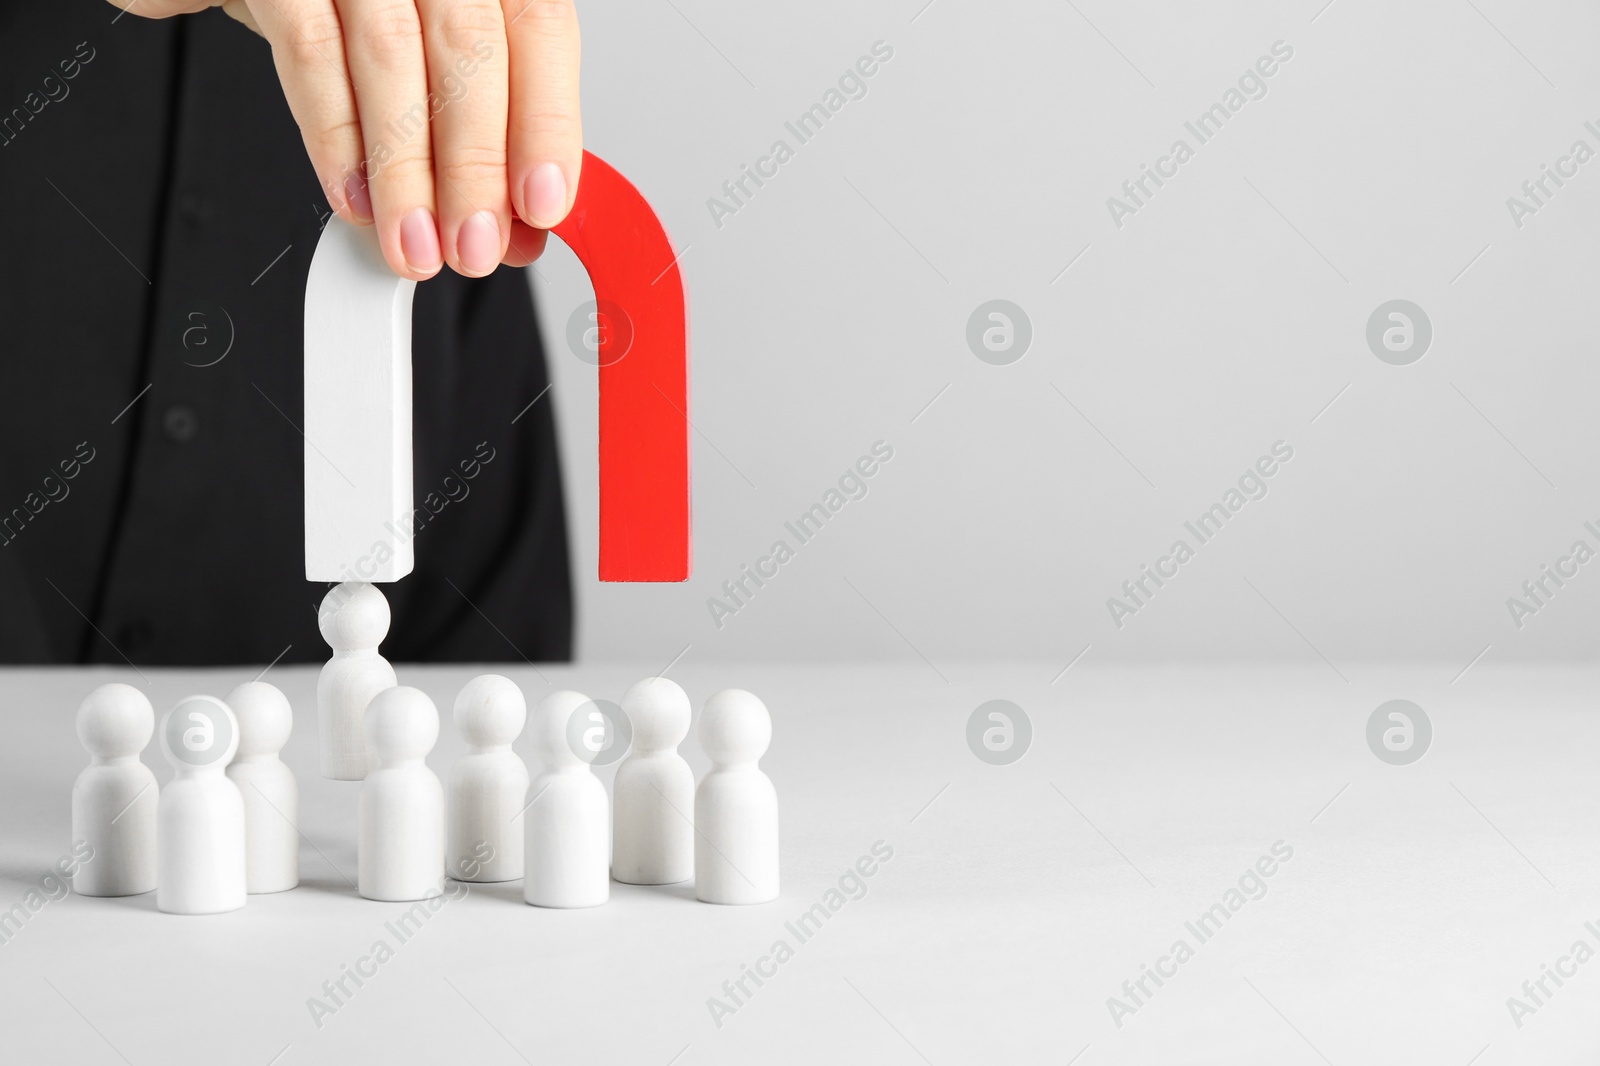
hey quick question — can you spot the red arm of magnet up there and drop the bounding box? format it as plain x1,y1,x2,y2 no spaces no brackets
551,151,691,582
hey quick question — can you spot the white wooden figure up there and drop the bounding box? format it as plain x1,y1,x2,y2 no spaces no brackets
524,690,609,908
612,677,693,885
360,686,444,901
695,689,779,905
71,683,158,896
157,695,246,915
225,681,299,893
317,581,397,780
304,217,417,584
448,675,528,882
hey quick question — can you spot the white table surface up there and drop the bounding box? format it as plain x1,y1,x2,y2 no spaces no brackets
1,661,1595,1065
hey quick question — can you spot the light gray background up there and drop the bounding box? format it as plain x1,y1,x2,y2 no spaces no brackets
531,0,1600,674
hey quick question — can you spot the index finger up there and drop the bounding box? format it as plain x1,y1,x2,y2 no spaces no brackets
501,0,582,230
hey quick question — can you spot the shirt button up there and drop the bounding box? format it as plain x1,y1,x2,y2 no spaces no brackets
117,618,153,652
163,405,200,443
177,194,213,228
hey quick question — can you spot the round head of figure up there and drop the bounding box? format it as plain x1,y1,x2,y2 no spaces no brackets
76,683,155,760
225,681,293,760
318,581,390,653
698,689,771,767
364,686,439,765
453,674,527,750
621,676,690,754
159,695,240,771
529,690,595,770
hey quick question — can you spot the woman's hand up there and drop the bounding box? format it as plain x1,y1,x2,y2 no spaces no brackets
111,0,581,279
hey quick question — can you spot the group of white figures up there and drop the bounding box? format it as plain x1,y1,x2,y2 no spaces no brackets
69,582,779,914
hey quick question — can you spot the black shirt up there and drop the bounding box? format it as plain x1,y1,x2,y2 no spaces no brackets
0,2,572,665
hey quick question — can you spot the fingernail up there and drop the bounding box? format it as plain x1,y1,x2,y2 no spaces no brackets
343,174,372,222
522,163,567,226
457,211,501,276
400,208,441,274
